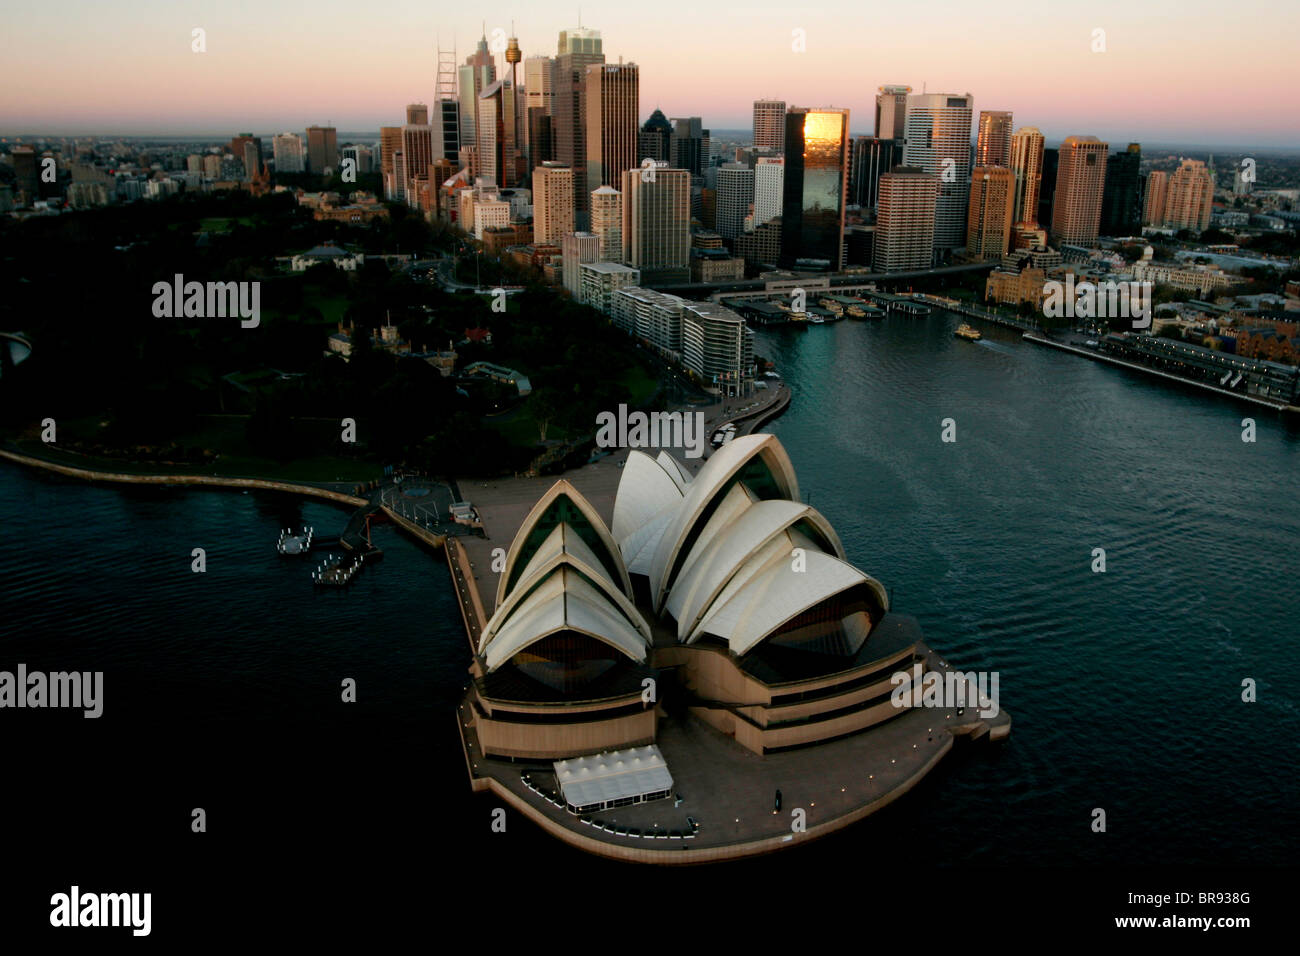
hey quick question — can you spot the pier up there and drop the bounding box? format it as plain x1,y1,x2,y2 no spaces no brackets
1023,332,1299,412
862,291,932,315
913,293,1043,332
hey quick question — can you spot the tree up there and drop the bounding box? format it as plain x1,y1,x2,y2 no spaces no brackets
530,389,558,444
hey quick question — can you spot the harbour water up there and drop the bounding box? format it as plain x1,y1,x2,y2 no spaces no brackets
3,307,1297,900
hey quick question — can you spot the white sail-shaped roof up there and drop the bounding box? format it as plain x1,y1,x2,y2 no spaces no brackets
619,507,675,576
484,567,649,673
647,433,799,610
611,450,686,543
655,450,692,492
693,549,876,656
667,499,846,641
479,523,652,655
495,479,631,609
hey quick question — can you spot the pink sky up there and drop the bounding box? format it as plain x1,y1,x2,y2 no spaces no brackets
3,0,1298,148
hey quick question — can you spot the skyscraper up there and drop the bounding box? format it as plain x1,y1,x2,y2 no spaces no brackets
590,185,623,261
406,104,429,126
639,110,672,163
434,100,460,162
458,32,496,148
562,232,602,295
975,111,1013,167
402,123,434,197
849,137,903,210
1008,127,1045,227
876,86,911,140
341,145,373,174
716,163,755,240
873,167,938,271
477,79,525,187
552,26,605,224
966,166,1015,259
229,134,263,179
524,55,555,169
670,117,707,175
391,151,407,202
1050,136,1109,246
754,156,784,226
272,133,305,173
753,100,786,151
533,162,575,245
1100,143,1142,236
380,127,402,175
435,44,460,164
524,56,554,113
780,107,850,268
1163,158,1215,232
1233,164,1253,196
585,62,639,199
621,162,691,284
11,147,38,203
306,126,338,174
902,93,974,250
681,302,754,398
1037,147,1060,232
1142,170,1169,226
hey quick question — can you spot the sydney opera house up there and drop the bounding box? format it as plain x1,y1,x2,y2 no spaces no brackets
458,433,1008,860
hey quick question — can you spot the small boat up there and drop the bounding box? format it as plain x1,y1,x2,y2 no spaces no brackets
954,323,982,341
809,315,825,324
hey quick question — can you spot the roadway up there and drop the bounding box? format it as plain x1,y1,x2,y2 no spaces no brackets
653,261,998,298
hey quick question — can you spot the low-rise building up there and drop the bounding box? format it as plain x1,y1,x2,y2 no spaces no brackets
610,287,687,361
579,261,641,312
690,248,745,283
292,243,363,271
463,361,532,395
1133,247,1233,295
985,266,1048,308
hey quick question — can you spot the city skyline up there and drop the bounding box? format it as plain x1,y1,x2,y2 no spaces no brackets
4,1,1299,148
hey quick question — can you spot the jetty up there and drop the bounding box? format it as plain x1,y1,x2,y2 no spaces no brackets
862,291,932,315
913,293,1043,332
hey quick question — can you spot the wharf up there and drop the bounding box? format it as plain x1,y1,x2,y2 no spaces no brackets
1023,332,1297,412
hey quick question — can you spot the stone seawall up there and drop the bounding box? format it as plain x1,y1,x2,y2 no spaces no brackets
0,448,369,507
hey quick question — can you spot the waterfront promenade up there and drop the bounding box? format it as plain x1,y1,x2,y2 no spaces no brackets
1023,332,1300,412
915,293,1044,332
457,640,1009,863
0,446,368,507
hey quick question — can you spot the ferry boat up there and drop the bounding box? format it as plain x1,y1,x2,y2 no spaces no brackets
954,323,982,341
809,315,825,324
